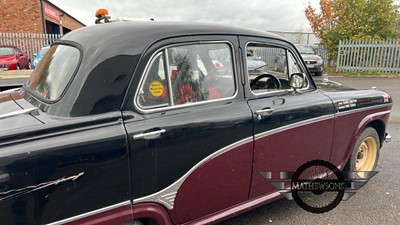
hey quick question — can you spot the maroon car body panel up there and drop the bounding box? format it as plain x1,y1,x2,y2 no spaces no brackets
171,141,253,224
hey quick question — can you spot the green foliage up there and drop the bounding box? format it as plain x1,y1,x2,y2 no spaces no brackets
305,0,400,60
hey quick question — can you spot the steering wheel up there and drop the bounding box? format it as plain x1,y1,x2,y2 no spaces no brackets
250,73,281,90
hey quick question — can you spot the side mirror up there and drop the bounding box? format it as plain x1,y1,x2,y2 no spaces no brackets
289,73,305,91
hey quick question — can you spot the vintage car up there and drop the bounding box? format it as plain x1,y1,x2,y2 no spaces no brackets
0,22,392,225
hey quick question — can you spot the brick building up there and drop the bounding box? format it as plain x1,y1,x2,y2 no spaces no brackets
0,0,85,35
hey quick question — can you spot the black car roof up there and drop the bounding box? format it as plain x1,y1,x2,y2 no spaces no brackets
40,22,289,117
62,21,286,46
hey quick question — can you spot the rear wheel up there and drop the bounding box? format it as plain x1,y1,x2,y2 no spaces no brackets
345,127,380,178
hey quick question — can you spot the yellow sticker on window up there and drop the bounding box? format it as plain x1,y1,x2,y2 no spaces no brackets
149,81,164,97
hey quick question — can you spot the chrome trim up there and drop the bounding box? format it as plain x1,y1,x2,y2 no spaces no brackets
134,41,238,114
255,114,334,140
46,201,131,225
133,129,166,140
163,49,174,106
336,105,391,117
255,108,274,116
0,107,39,120
132,136,254,210
384,133,391,142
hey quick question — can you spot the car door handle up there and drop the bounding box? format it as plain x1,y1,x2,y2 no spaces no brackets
255,108,274,116
0,171,10,184
255,108,274,121
133,129,166,140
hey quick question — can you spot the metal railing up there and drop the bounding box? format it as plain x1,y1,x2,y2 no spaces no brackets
0,32,61,61
336,39,400,73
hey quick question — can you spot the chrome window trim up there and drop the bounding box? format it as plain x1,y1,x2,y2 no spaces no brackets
134,41,238,114
245,41,311,97
46,201,131,225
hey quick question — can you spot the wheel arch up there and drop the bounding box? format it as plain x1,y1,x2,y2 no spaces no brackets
131,203,173,225
339,111,389,170
366,120,385,147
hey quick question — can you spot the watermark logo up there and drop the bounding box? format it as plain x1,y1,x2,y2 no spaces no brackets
260,160,377,213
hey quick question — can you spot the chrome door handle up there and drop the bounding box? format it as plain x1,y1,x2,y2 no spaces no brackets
255,108,274,121
0,171,10,184
255,108,274,116
133,129,166,140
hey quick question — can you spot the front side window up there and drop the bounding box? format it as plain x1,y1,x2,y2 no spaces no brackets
26,44,80,101
137,42,235,110
246,43,308,94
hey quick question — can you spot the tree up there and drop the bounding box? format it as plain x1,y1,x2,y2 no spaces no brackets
305,0,400,60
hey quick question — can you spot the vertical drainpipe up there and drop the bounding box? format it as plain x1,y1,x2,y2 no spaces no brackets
40,0,47,34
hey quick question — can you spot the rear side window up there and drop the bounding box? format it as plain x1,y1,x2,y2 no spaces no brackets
26,44,80,101
137,42,235,110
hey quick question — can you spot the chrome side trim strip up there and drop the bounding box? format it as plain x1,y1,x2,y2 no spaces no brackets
46,201,131,225
132,136,254,210
0,107,39,120
255,114,334,140
336,105,392,117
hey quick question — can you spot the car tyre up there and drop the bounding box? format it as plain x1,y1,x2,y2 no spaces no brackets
345,127,380,178
16,64,20,70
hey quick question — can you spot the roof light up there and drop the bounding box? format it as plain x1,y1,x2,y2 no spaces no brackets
95,9,109,17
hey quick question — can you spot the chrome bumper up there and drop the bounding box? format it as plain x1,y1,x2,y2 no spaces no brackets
384,133,392,142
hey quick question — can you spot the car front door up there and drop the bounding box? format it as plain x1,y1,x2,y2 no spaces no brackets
240,37,336,199
122,37,254,224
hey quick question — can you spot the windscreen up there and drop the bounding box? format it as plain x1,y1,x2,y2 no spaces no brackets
26,44,80,101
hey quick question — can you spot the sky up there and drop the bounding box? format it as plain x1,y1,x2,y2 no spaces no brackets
48,0,321,32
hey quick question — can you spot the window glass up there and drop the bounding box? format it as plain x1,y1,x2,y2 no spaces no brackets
137,43,235,109
247,44,289,93
138,52,169,108
26,44,80,101
287,52,303,74
246,44,308,94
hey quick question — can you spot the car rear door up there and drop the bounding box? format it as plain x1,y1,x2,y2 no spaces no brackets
239,37,336,199
122,36,254,224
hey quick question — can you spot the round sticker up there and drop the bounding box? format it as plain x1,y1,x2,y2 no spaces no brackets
149,81,164,97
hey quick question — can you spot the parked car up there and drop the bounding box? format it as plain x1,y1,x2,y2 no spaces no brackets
0,45,30,70
32,45,50,69
0,22,392,225
295,44,324,76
